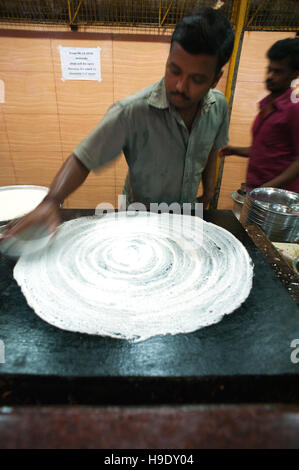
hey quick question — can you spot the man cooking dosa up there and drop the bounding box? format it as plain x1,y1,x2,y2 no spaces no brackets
1,6,234,243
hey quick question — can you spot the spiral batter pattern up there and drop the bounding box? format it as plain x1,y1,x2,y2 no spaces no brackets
14,212,253,342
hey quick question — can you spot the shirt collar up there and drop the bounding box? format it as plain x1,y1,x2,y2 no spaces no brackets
147,77,217,113
147,78,169,109
201,89,216,113
259,88,292,111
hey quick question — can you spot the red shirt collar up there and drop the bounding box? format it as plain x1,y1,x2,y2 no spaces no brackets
259,88,292,111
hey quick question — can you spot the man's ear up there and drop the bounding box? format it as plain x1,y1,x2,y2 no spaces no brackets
211,69,224,89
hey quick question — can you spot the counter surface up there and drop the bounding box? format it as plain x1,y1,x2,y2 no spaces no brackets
0,209,298,405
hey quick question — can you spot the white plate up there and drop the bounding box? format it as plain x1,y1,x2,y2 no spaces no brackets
0,185,49,223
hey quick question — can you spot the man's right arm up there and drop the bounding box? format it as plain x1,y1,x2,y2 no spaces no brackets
44,153,89,207
219,145,251,158
0,153,89,241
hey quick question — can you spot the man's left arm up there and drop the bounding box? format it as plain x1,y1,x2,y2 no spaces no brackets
198,149,218,209
199,95,229,208
261,156,299,188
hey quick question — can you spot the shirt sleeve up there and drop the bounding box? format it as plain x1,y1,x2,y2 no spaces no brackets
73,102,129,172
211,97,229,152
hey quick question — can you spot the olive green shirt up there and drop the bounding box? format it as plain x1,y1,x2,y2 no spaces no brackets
74,78,229,206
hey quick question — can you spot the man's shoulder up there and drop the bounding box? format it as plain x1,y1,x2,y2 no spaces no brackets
210,88,227,105
205,89,227,118
115,82,159,110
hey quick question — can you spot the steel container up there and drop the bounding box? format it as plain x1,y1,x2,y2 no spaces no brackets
240,187,299,242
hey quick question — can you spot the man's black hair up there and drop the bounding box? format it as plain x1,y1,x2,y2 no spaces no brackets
171,6,235,75
267,38,299,71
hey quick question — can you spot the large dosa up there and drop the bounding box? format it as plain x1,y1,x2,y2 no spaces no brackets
14,212,253,342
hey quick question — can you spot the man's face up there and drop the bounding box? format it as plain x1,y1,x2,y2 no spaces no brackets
164,41,222,111
266,58,298,93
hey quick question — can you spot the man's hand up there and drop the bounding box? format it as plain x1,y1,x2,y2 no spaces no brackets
259,157,299,189
219,145,235,158
0,198,60,243
197,191,214,210
219,145,250,158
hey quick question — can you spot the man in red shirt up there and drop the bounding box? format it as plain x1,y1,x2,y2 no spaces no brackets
220,38,299,193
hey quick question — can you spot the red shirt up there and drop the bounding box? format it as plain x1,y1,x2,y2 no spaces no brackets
246,88,299,192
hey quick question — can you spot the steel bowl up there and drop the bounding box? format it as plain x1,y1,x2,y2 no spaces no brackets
240,187,299,242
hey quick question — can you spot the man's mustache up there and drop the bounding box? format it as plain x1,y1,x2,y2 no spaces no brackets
170,91,190,100
266,80,274,87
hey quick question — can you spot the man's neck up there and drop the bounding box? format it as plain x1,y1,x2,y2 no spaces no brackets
269,87,290,101
178,103,200,131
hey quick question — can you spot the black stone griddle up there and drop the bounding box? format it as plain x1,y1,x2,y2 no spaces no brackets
0,209,298,405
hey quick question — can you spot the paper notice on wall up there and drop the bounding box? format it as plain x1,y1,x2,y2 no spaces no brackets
58,46,101,81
